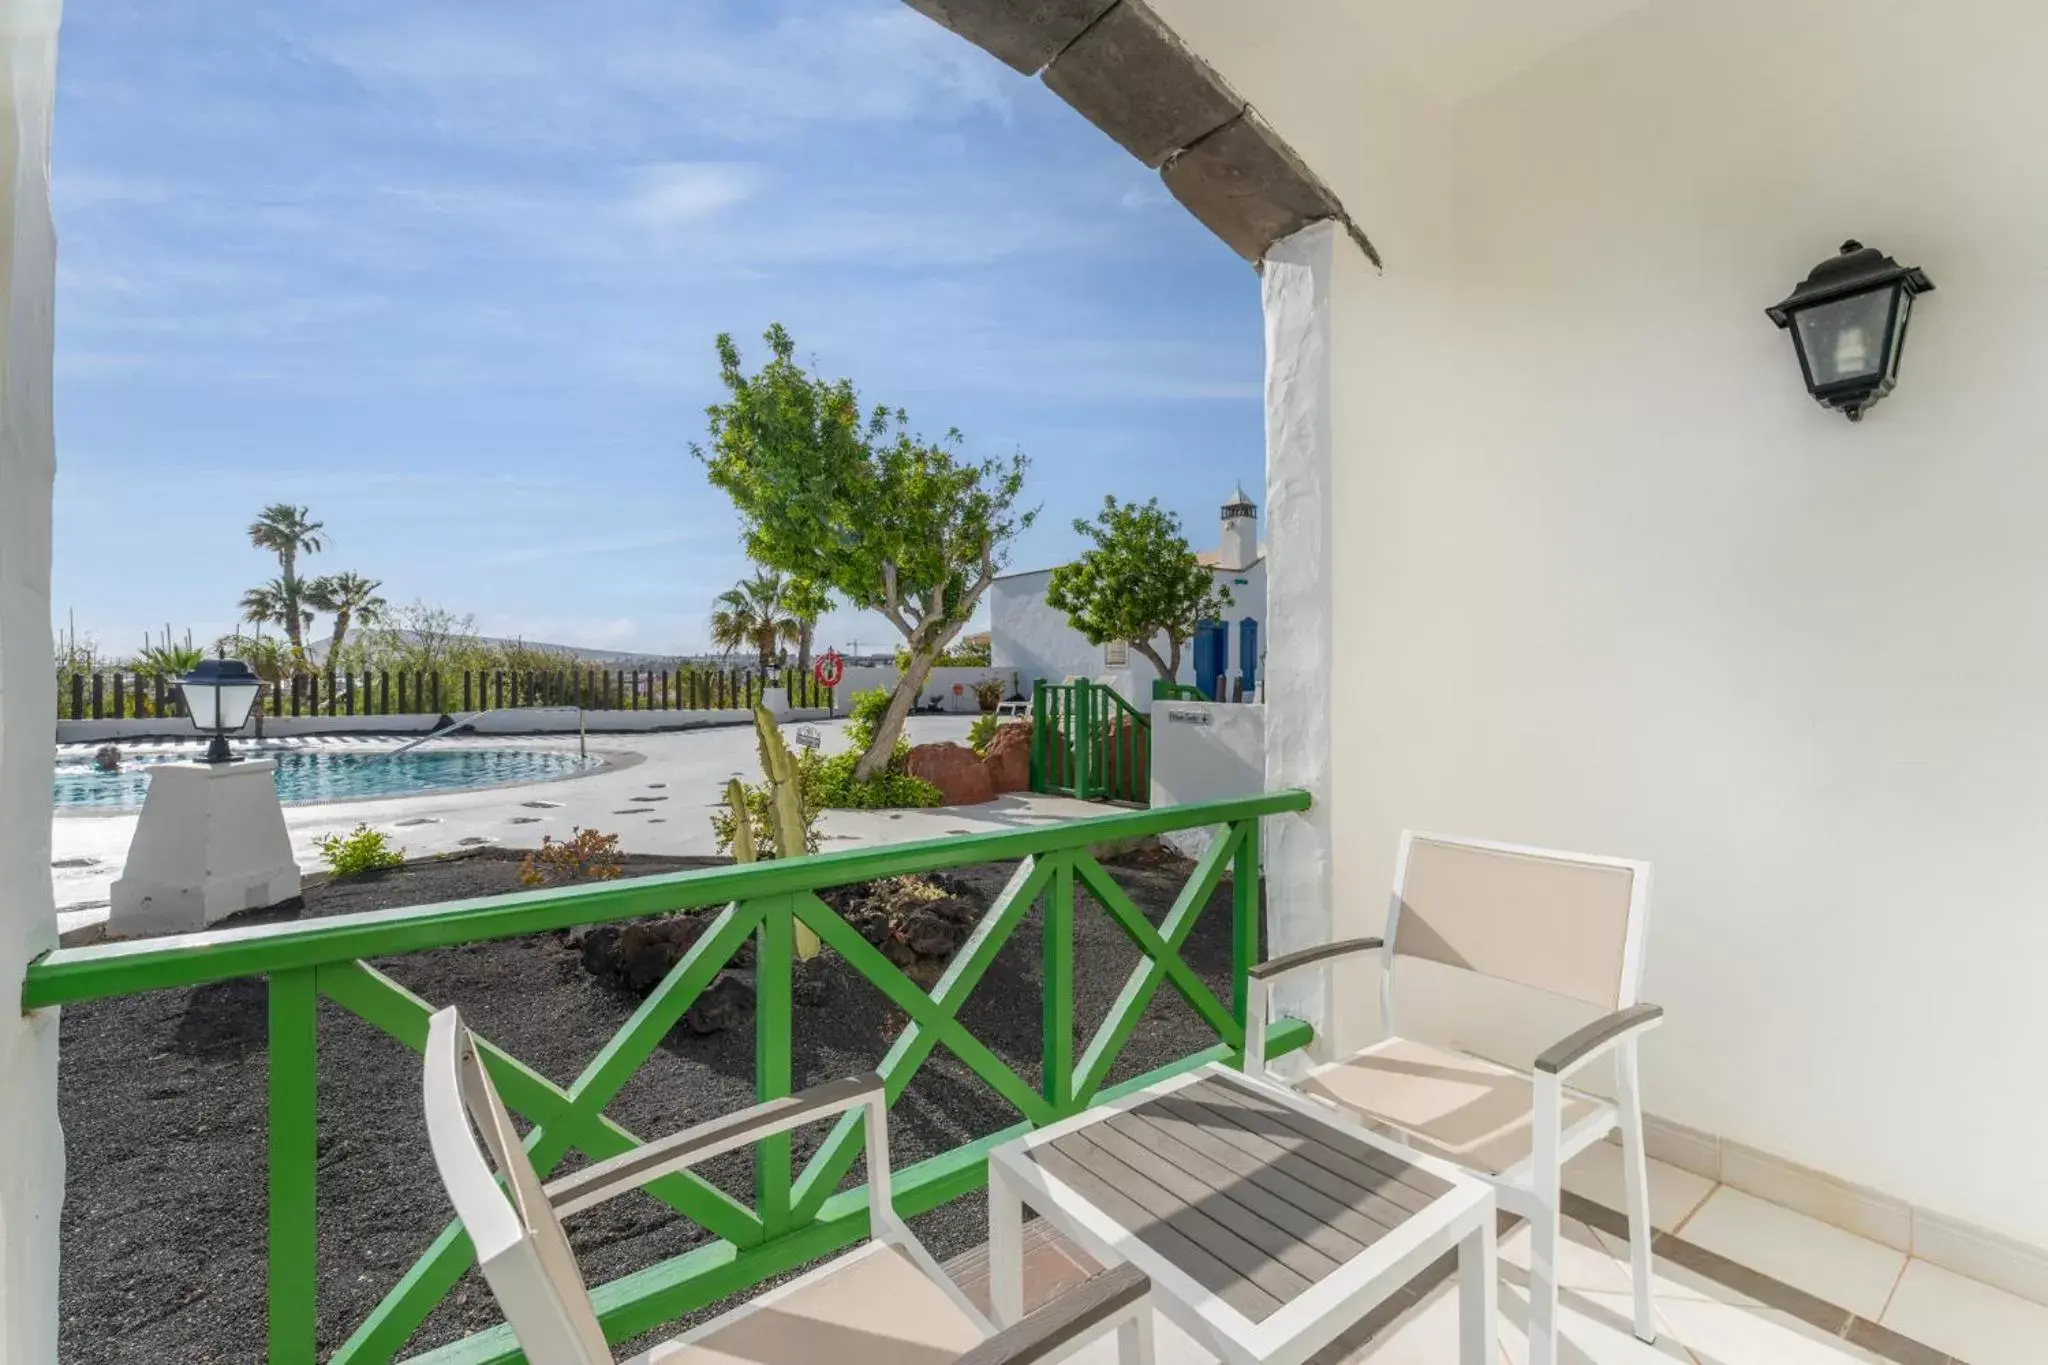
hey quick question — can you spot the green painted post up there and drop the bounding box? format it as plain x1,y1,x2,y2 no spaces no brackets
1042,854,1075,1114
755,898,793,1236
268,968,319,1365
1072,679,1092,800
1232,818,1262,1027
1029,680,1045,793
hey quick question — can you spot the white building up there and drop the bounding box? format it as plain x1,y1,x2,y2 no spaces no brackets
990,485,1266,704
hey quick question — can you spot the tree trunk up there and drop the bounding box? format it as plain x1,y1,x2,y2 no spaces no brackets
329,607,353,660
853,646,939,781
1132,638,1175,681
795,622,814,686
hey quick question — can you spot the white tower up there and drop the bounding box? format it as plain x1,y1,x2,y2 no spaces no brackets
1219,483,1258,572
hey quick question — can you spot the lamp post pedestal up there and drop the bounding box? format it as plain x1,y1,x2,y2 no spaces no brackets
110,759,302,936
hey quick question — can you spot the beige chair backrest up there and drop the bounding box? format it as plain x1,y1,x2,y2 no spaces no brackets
1389,833,1648,1010
424,1007,613,1365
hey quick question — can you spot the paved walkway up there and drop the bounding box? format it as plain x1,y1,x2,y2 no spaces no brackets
51,716,1103,925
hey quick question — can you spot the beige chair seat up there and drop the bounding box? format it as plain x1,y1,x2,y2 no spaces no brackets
1298,1037,1608,1176
634,1242,988,1365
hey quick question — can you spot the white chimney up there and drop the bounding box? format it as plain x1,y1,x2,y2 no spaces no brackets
1219,483,1257,572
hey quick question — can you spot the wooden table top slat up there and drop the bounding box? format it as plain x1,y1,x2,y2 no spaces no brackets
1021,1071,1469,1324
1067,1119,1347,1285
1031,1139,1285,1322
1109,1107,1392,1258
1184,1077,1454,1202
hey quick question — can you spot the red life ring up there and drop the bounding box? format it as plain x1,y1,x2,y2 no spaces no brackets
813,650,845,688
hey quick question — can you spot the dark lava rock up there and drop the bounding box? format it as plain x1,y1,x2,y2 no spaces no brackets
682,971,754,1034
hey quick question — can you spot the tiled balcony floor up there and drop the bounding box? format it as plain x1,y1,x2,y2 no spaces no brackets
947,1142,2044,1364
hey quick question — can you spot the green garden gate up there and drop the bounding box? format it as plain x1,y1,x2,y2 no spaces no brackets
1028,677,1150,803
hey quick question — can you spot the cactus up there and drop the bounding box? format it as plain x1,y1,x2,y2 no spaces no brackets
750,707,821,960
723,779,758,864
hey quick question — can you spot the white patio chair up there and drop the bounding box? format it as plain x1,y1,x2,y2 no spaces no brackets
1243,833,1663,1365
424,1006,1154,1365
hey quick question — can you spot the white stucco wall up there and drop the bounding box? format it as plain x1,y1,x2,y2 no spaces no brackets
1149,700,1264,859
1164,0,2048,1249
833,664,1020,715
989,560,1267,704
0,3,65,1358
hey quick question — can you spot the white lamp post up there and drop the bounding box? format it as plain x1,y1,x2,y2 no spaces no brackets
110,656,300,935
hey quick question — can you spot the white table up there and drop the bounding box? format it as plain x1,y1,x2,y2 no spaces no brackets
988,1065,1497,1365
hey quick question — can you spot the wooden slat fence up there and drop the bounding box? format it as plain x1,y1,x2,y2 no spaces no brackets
55,667,836,721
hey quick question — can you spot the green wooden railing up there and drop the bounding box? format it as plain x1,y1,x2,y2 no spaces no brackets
1029,678,1152,803
21,791,1313,1365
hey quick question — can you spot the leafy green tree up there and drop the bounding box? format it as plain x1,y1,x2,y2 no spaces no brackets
709,570,801,676
1046,496,1231,681
696,325,1033,780
305,571,387,658
246,503,325,664
780,575,834,683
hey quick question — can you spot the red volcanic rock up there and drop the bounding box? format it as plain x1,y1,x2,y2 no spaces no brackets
906,742,995,805
982,720,1032,794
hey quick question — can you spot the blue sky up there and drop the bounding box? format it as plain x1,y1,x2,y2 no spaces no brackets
52,0,1264,658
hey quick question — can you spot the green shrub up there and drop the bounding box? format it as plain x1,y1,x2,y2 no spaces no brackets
846,685,894,749
315,824,405,877
968,711,1000,757
519,828,623,886
806,746,942,810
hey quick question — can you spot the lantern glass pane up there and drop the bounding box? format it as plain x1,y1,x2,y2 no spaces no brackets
1795,288,1897,387
218,679,262,730
181,683,222,731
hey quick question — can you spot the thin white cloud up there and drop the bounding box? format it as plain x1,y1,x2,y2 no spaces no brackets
620,162,769,231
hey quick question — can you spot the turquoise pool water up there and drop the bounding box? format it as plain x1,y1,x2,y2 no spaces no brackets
54,747,602,812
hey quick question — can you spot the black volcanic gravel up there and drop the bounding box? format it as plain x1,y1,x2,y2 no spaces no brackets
57,843,1259,1363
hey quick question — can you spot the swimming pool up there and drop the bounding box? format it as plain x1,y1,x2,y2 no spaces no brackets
53,747,604,812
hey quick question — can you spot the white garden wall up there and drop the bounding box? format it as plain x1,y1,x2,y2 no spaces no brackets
1164,0,2048,1251
1148,700,1263,859
0,3,65,1358
833,664,1019,715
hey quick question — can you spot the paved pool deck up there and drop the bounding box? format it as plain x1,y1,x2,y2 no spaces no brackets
50,716,1104,927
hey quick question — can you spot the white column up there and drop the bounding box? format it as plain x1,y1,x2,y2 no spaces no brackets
0,3,66,1361
1260,220,1338,1057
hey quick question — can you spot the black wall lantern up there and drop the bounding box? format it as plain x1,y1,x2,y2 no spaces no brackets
179,656,263,763
1768,240,1933,421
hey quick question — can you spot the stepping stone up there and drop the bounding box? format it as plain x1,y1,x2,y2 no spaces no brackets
630,795,667,802
457,837,492,847
508,816,542,825
946,829,972,835
646,782,667,789
51,857,97,869
613,809,652,816
648,818,666,824
395,817,440,827
521,800,563,810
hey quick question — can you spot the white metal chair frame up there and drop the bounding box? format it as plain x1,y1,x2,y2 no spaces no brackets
424,1005,1153,1365
1244,832,1664,1365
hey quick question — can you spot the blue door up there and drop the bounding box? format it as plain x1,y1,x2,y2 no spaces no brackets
1192,621,1228,700
1238,616,1259,697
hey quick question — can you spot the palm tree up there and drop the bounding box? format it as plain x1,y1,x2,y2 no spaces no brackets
780,576,834,685
241,578,313,649
247,503,325,659
306,572,387,658
709,570,799,677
